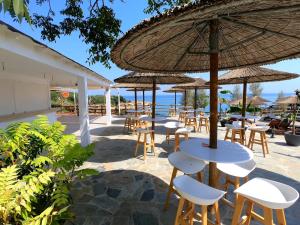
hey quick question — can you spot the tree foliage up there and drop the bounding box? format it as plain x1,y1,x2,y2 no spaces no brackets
0,0,192,67
0,116,96,224
180,89,209,108
249,83,263,97
231,85,242,100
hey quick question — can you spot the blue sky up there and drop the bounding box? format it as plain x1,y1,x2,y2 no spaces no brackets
1,1,299,97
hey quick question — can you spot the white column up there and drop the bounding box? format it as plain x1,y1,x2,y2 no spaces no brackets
78,77,90,146
117,88,121,116
105,87,112,125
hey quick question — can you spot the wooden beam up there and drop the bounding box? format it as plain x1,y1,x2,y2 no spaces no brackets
242,80,247,128
152,78,156,130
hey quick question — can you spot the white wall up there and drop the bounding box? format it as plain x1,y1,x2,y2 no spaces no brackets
0,73,50,116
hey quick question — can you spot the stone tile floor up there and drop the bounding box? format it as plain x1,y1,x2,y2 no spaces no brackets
68,117,300,225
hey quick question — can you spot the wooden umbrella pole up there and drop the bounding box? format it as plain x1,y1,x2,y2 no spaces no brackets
194,88,197,117
143,89,145,110
152,78,156,131
175,91,177,114
242,80,247,128
209,19,219,188
134,88,138,111
184,90,187,107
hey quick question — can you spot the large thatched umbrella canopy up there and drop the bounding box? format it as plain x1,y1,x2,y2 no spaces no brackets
277,96,299,105
114,72,194,129
229,96,270,106
218,67,299,126
111,0,300,187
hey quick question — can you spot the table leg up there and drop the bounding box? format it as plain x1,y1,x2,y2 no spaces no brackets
209,162,218,188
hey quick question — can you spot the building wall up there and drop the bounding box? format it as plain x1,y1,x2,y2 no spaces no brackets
0,72,50,116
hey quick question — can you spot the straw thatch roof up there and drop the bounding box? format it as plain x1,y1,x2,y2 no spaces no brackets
112,83,154,88
218,67,300,84
111,0,300,73
229,96,270,106
173,78,210,89
276,96,299,104
114,72,194,84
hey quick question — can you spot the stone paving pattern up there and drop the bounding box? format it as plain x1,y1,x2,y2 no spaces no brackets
67,117,300,225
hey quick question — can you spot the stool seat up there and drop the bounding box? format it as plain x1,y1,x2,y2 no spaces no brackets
234,178,299,209
174,175,225,206
168,152,206,175
217,159,256,178
175,127,192,134
164,121,182,129
248,126,270,132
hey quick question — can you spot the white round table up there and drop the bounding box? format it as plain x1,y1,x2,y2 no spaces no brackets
180,138,253,188
180,138,253,164
127,109,144,114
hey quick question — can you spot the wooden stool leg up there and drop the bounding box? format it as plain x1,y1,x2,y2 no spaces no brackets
244,200,254,225
135,133,141,156
164,167,178,210
247,131,252,148
214,202,221,225
174,197,185,225
260,132,266,158
231,129,235,143
276,209,287,225
263,132,270,154
224,128,229,141
263,207,273,225
201,205,208,225
189,203,195,225
231,195,245,225
166,128,170,144
151,132,155,156
197,171,204,182
206,119,209,133
143,133,147,160
184,134,188,141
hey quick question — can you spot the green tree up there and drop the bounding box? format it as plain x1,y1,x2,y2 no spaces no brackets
249,83,263,97
276,90,285,101
0,0,192,67
231,85,242,100
180,89,208,108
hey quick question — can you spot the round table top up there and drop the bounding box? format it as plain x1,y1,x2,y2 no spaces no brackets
180,138,253,164
140,117,167,122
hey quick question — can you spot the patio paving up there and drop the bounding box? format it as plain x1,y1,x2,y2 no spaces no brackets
67,116,300,225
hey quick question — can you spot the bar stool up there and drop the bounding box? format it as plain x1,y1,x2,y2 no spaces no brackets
173,175,225,225
123,115,132,132
247,126,270,157
169,108,176,117
164,121,182,144
224,122,245,145
231,178,299,225
178,111,187,122
185,116,197,132
217,159,256,207
174,127,191,151
164,152,206,210
135,128,155,160
198,116,210,133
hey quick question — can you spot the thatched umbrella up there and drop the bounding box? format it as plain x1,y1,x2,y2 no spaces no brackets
218,67,299,127
111,0,300,187
174,78,210,116
277,96,299,105
229,96,270,106
163,87,185,113
114,72,194,130
112,83,154,111
126,86,160,109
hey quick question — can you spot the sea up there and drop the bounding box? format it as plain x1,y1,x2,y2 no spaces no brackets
123,93,294,116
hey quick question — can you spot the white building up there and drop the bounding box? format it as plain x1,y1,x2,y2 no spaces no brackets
0,21,112,146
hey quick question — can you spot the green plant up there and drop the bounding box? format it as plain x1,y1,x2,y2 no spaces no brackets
0,116,97,225
291,89,300,135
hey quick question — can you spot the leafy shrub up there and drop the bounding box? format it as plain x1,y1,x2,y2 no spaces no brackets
0,116,97,225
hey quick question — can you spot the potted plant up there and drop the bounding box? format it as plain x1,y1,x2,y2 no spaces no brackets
284,89,300,146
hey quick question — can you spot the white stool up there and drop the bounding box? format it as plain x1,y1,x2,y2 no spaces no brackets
164,121,182,144
217,159,256,207
174,175,225,225
232,178,299,225
164,152,206,210
174,127,191,151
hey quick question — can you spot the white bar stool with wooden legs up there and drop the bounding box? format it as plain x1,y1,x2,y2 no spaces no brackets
164,152,206,211
135,128,155,160
185,116,197,132
173,175,225,225
174,127,191,151
248,126,270,157
198,116,210,133
164,121,182,144
231,178,299,225
217,159,256,207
